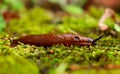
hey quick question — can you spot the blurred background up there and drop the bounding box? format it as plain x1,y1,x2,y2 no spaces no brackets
0,0,120,36
0,0,120,74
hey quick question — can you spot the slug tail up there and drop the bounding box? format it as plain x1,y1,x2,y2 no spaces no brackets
10,39,18,47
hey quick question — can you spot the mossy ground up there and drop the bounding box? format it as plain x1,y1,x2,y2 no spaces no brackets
0,7,120,74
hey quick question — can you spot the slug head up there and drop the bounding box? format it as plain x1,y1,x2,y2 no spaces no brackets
72,35,104,46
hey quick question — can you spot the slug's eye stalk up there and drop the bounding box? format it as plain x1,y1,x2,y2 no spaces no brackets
92,35,104,45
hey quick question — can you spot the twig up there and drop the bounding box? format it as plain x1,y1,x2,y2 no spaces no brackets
99,8,115,31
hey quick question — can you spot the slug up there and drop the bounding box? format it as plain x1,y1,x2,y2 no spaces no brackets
11,34,103,47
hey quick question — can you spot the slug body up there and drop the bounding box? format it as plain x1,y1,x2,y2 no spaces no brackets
11,34,103,47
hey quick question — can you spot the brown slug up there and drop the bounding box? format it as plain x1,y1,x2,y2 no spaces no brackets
11,34,103,47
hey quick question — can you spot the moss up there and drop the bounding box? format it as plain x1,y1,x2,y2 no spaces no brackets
0,55,39,74
6,7,54,35
1,7,120,74
0,36,118,74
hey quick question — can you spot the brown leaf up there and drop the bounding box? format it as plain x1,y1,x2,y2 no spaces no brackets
3,11,20,24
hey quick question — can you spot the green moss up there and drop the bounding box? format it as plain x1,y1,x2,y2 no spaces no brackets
0,55,39,74
1,7,120,74
1,36,118,74
7,7,54,35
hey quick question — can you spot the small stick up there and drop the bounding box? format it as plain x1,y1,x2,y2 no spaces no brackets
99,8,115,31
